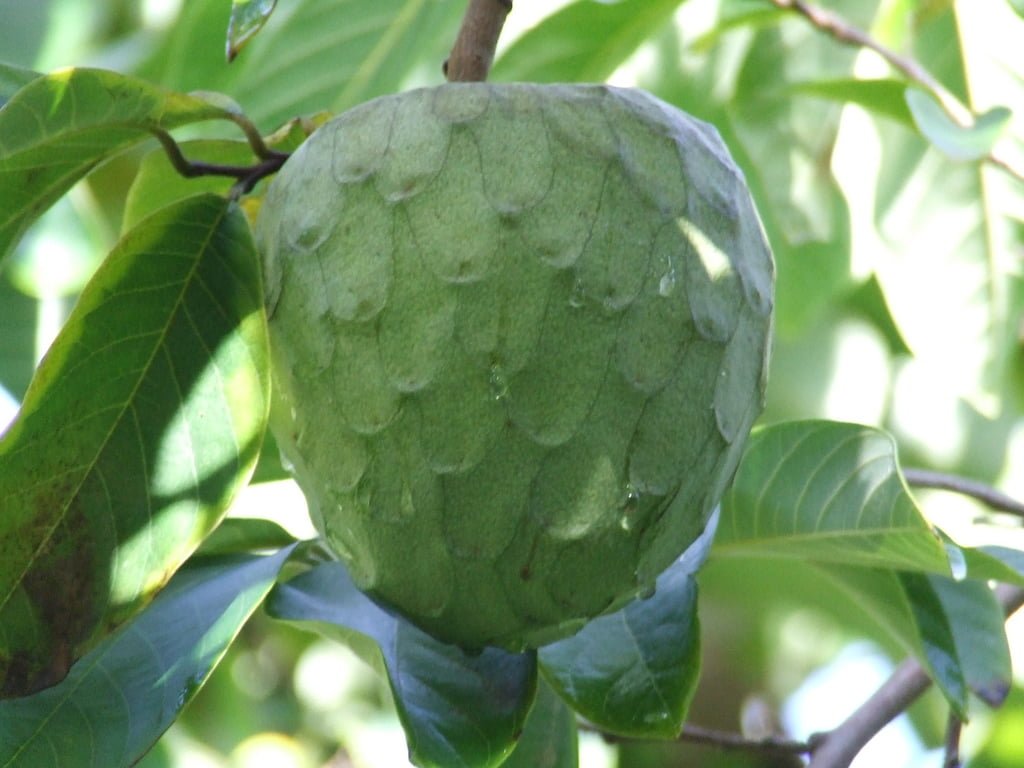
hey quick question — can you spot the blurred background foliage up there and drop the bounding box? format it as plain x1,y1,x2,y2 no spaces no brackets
1,0,1023,765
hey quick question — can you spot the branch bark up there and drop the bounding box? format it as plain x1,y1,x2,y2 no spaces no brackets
806,584,1024,768
903,468,1024,520
445,0,512,83
768,0,1024,183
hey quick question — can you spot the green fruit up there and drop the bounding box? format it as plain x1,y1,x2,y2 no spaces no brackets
257,83,773,650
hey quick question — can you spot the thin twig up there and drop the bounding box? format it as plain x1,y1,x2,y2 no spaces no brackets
149,128,287,196
807,584,1024,768
768,0,1024,183
943,711,963,768
903,468,1024,520
578,720,812,757
445,0,512,82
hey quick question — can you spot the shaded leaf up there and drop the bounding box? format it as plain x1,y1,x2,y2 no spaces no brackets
0,274,36,401
0,195,269,697
492,0,684,83
716,421,951,573
791,77,914,127
0,547,293,768
0,68,235,264
0,62,40,108
227,0,279,62
538,511,716,739
904,88,1011,161
266,561,536,768
502,678,578,768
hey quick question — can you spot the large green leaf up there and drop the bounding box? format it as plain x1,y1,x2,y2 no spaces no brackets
716,421,951,572
491,0,684,83
538,511,714,739
0,194,269,697
0,274,36,402
501,679,578,768
790,78,914,127
266,561,537,768
0,63,40,108
0,547,293,768
0,68,236,264
140,0,464,129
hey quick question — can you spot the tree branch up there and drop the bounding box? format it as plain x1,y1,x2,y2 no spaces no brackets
580,720,812,758
806,584,1024,768
767,0,1024,183
903,468,1024,520
445,0,511,82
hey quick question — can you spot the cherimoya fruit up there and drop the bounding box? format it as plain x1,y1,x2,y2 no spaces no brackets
257,83,774,650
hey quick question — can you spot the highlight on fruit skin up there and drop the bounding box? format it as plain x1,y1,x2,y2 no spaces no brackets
256,82,774,651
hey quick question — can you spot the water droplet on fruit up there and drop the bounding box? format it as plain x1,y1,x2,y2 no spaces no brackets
568,279,585,309
658,267,677,296
488,362,509,401
619,484,641,530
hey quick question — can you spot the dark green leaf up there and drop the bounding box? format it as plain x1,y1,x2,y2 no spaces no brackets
0,273,36,401
538,511,715,739
898,572,968,716
791,78,914,127
716,421,951,572
904,88,1012,160
502,678,578,768
0,195,269,697
266,561,536,768
842,274,914,356
227,0,279,62
493,0,684,83
0,68,235,264
0,547,293,768
197,516,298,556
0,62,40,108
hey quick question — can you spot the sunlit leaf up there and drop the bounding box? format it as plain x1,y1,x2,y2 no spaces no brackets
492,0,684,83
227,0,279,62
791,78,914,127
1010,0,1024,18
0,547,293,767
539,512,715,739
502,679,578,768
905,88,1012,161
197,517,297,556
140,0,465,129
0,68,237,264
266,561,536,768
0,195,269,697
716,421,951,572
842,274,913,356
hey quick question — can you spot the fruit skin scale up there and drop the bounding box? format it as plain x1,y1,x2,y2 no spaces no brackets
257,83,774,650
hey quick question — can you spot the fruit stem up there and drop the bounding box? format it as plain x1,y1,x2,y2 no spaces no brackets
444,0,511,82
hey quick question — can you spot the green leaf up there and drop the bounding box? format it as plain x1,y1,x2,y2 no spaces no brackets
538,511,715,739
492,0,684,83
842,274,914,356
502,678,578,768
0,68,235,264
819,565,1010,715
0,547,293,768
0,274,36,401
0,194,269,697
197,516,297,556
791,78,914,127
227,0,279,62
266,561,536,768
123,140,255,233
1010,0,1024,18
0,62,40,108
904,88,1012,160
141,0,465,129
716,421,951,572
